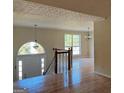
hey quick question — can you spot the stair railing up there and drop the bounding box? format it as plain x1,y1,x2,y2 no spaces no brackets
43,47,73,75
53,47,72,74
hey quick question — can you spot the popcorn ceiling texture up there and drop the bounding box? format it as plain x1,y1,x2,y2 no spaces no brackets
14,0,103,22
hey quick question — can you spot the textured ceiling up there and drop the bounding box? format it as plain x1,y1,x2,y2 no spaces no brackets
14,0,104,31
27,0,111,17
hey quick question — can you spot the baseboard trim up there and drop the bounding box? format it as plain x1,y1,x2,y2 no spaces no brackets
95,72,111,78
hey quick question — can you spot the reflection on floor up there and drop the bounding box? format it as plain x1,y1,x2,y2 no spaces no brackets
14,58,111,93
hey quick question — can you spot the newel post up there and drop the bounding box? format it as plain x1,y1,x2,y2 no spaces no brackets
55,49,58,74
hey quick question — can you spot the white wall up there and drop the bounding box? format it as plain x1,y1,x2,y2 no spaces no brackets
89,31,94,58
94,17,111,77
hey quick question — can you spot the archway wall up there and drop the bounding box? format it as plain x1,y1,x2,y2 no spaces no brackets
94,17,111,77
13,26,91,81
13,27,59,81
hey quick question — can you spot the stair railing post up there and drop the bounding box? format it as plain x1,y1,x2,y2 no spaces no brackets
55,49,58,74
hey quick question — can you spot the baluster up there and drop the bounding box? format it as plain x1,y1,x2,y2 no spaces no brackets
65,53,68,72
70,47,73,68
59,53,62,73
61,53,65,73
68,48,71,70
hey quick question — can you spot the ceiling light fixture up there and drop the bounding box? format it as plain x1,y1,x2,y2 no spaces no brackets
33,24,39,48
85,27,92,39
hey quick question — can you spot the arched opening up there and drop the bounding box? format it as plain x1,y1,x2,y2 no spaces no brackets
18,42,45,55
16,42,46,80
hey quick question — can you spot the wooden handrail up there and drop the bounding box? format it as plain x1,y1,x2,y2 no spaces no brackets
57,51,68,54
53,48,65,50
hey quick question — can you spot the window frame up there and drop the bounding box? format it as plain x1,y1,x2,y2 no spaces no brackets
64,34,81,55
18,42,45,55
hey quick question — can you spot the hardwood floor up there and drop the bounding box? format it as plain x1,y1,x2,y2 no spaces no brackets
14,58,111,93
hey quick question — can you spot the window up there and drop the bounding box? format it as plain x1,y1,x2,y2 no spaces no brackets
41,58,45,74
64,34,81,55
18,42,45,55
18,60,22,80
